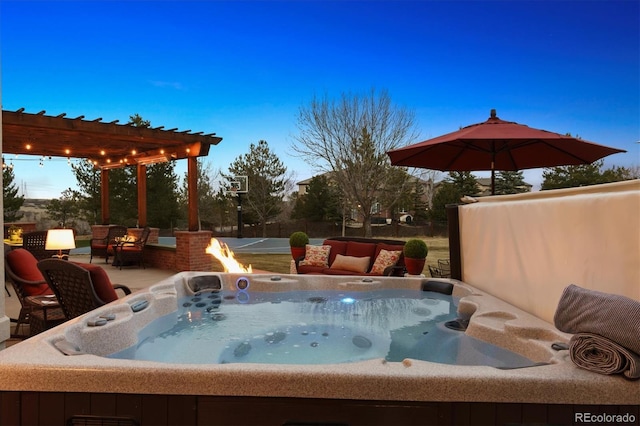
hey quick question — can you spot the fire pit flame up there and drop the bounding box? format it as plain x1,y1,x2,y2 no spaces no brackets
205,238,253,273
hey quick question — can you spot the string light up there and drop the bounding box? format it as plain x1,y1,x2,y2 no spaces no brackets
2,156,14,171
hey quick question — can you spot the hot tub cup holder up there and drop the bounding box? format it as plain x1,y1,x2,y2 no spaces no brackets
444,317,470,331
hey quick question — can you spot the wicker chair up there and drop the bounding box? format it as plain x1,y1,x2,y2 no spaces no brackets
37,259,132,320
113,227,151,270
437,259,451,278
90,225,127,264
4,247,65,337
428,265,445,278
22,231,57,260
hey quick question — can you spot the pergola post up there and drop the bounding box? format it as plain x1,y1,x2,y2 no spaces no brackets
187,156,199,231
137,164,147,227
100,170,110,225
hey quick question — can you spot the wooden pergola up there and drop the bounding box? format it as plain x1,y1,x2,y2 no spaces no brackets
1,108,223,230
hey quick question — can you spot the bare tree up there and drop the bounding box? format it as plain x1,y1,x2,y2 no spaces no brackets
292,88,419,236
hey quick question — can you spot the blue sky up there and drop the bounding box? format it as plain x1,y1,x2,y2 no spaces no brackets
2,0,638,199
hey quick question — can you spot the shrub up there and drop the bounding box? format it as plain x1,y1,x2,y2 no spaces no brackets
289,231,310,247
403,238,428,259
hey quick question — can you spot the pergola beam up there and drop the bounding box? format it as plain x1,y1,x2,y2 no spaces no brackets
2,108,222,231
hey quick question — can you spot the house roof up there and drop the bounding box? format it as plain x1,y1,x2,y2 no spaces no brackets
2,108,223,169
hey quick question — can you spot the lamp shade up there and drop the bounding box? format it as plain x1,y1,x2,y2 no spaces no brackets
45,229,76,251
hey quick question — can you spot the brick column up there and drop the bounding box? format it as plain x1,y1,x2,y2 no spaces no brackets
174,230,213,272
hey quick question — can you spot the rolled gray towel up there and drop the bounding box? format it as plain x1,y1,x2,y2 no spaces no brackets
554,284,640,354
570,333,640,380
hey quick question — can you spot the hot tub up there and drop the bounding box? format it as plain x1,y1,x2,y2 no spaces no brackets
0,272,637,425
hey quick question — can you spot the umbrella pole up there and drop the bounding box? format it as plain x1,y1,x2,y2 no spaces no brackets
491,159,496,195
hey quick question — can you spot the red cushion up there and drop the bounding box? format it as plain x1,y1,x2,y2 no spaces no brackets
72,262,118,303
6,249,52,296
346,241,376,260
322,240,347,265
296,264,326,274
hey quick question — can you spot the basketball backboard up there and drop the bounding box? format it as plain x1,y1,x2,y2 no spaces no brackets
227,175,248,195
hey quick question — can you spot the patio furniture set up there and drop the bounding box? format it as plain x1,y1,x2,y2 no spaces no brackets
4,226,149,338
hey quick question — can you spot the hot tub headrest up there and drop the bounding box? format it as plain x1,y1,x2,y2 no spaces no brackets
421,280,454,295
188,275,222,293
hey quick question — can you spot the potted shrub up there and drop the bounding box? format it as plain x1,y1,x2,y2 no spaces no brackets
289,231,309,260
403,238,428,275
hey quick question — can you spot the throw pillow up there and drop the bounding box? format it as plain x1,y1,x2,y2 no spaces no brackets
299,245,331,268
370,249,402,275
330,254,371,273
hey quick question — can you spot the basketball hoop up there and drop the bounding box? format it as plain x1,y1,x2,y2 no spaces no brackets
227,187,238,197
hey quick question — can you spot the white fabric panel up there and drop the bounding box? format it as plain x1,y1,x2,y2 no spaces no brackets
459,181,640,323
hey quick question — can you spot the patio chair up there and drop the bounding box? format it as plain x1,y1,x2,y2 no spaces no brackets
113,226,151,270
22,230,59,260
90,225,127,264
37,259,132,320
428,265,446,278
437,259,451,278
4,247,65,337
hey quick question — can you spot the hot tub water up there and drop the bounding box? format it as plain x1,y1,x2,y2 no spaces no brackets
108,287,536,368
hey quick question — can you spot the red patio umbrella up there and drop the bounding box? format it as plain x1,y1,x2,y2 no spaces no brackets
387,109,626,194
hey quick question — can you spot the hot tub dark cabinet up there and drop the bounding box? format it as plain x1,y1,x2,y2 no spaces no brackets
1,393,638,426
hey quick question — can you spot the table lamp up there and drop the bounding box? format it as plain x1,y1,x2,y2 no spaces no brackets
45,229,76,259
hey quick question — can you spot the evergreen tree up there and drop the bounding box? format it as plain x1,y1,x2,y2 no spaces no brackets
46,188,80,228
179,160,219,230
448,171,479,196
147,161,182,229
495,171,529,194
71,160,101,225
227,140,290,237
108,167,137,226
292,175,341,222
428,181,460,222
541,160,631,190
70,140,138,227
428,172,478,222
410,178,430,224
3,166,24,222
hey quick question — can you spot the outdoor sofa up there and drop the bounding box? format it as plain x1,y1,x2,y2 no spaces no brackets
294,236,406,276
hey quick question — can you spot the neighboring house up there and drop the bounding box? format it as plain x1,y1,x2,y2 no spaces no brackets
296,172,332,196
297,173,532,225
474,178,533,196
